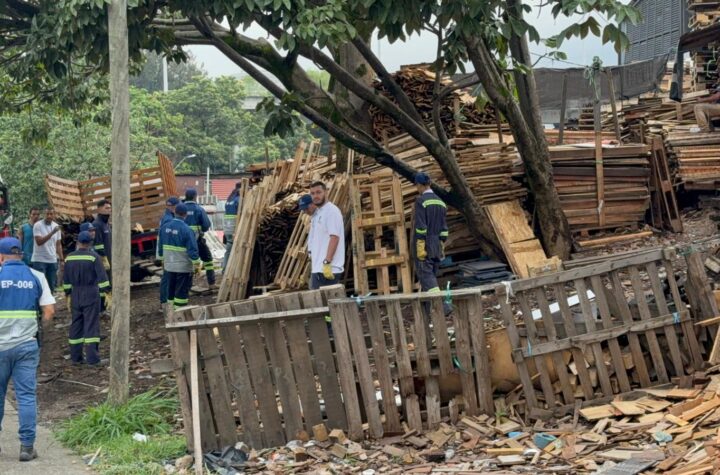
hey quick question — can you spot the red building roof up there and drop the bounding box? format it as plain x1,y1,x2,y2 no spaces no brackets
211,178,240,201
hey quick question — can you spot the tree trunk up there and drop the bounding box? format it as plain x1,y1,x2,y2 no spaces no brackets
463,37,572,260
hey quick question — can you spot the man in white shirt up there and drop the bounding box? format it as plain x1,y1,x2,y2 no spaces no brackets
31,207,63,292
302,181,345,289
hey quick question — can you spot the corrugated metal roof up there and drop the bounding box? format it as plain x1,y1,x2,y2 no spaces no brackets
211,179,239,200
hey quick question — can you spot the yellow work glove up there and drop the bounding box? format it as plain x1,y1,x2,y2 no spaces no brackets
101,256,110,270
440,241,446,259
193,261,202,275
65,295,71,308
322,262,334,280
416,240,427,261
104,293,113,310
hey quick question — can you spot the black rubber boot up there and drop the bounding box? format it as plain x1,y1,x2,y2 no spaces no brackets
19,444,37,462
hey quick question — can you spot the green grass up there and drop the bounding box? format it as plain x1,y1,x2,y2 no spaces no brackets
56,389,187,475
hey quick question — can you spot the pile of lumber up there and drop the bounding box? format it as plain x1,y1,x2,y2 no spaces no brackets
254,192,302,286
666,127,720,189
688,0,720,91
369,65,497,139
548,144,652,232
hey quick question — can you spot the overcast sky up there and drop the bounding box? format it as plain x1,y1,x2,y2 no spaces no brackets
187,8,619,78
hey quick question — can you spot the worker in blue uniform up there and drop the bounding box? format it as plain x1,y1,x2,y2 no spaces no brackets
159,203,201,308
222,183,242,271
183,189,215,288
74,222,95,251
413,172,448,294
63,231,111,366
158,197,179,305
0,237,56,462
92,199,112,271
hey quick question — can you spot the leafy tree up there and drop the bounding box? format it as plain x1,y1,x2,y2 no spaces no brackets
0,0,639,258
130,50,207,92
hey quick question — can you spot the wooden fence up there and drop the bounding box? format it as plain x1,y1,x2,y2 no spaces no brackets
499,247,704,416
165,246,717,451
45,151,176,231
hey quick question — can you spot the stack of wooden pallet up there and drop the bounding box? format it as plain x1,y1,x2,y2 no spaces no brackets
548,144,652,232
666,127,720,190
369,65,498,139
688,1,720,91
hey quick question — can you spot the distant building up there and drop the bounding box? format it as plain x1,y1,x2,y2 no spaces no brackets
621,0,689,64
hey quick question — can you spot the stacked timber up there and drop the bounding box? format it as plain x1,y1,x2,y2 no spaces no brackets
255,192,302,286
666,128,720,190
688,0,720,91
548,144,652,232
369,65,498,139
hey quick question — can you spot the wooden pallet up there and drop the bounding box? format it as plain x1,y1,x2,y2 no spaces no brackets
498,248,704,414
649,137,683,232
350,174,412,295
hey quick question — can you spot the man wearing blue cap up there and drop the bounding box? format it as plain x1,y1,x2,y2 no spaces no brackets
158,197,179,304
159,203,201,308
63,231,111,367
413,173,448,295
0,237,56,461
183,189,216,288
74,222,96,251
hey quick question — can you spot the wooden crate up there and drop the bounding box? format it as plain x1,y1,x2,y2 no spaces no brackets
498,247,704,414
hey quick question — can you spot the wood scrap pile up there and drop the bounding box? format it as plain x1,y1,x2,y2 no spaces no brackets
369,65,498,139
254,192,302,286
665,127,720,190
688,0,720,91
548,144,652,232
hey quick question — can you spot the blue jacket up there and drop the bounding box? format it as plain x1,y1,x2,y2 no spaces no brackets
160,209,174,229
183,201,211,238
413,191,448,260
158,218,200,273
0,261,42,352
223,196,240,236
92,215,112,262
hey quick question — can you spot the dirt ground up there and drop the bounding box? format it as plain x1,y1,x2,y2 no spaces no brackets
36,281,217,423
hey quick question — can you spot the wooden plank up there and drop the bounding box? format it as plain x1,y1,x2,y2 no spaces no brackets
166,306,329,331
188,308,237,447
515,292,557,407
533,288,576,405
387,300,421,430
575,279,614,397
453,299,480,415
496,285,538,409
275,293,324,433
628,266,669,383
190,330,203,475
411,300,440,429
589,275,632,393
365,301,402,432
328,301,364,440
608,272,652,387
254,298,304,441
553,284,595,400
343,302,384,438
210,305,264,448
645,262,686,377
430,297,453,377
233,302,284,447
299,290,347,431
466,294,494,415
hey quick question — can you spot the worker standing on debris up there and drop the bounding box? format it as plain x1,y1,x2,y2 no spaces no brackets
305,182,345,289
31,207,62,293
92,199,112,271
63,231,110,366
159,203,201,308
222,182,242,271
0,237,55,462
413,172,448,294
17,207,39,266
183,189,216,288
158,197,179,305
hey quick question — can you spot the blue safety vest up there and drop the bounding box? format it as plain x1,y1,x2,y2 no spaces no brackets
0,261,41,352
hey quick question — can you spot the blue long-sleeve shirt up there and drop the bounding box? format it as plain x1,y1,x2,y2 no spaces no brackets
158,218,200,273
183,201,211,238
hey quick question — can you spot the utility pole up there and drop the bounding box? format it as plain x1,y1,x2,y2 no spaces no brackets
108,0,131,406
162,56,169,92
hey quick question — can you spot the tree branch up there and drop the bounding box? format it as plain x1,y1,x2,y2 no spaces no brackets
431,30,449,147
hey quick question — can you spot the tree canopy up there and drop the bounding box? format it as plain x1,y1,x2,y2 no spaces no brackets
0,0,639,258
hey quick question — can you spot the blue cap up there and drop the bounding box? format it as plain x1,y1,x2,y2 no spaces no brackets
298,194,313,211
414,172,431,185
185,188,197,199
166,197,180,206
79,222,95,232
175,203,188,215
78,231,93,244
0,237,22,255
